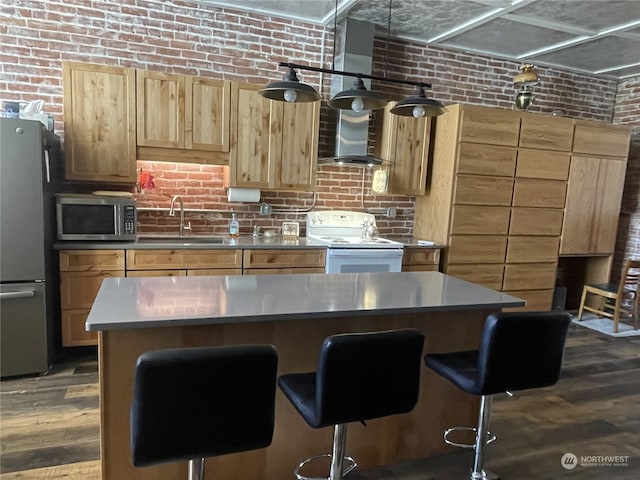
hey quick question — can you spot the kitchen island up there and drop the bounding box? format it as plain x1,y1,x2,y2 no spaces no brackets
88,271,524,480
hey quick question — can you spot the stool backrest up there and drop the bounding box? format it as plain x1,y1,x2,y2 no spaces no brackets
476,312,571,395
131,344,278,467
315,328,424,426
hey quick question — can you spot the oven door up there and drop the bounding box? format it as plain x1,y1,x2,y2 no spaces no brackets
325,248,404,274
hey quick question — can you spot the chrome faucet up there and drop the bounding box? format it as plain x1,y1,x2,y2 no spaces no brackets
169,195,191,237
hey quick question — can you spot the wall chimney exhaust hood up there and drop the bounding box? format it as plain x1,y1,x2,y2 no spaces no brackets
318,18,384,167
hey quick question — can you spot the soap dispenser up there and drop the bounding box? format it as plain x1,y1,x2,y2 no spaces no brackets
229,212,239,237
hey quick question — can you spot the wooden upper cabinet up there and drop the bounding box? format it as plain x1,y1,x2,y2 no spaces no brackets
561,156,627,255
62,62,136,183
186,77,231,152
376,103,431,195
136,70,231,154
230,83,319,191
277,99,319,191
519,114,574,151
230,83,277,189
458,105,521,146
137,70,185,148
573,121,631,157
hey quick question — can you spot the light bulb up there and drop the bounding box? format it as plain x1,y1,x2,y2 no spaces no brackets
283,89,297,102
351,97,364,112
412,105,426,118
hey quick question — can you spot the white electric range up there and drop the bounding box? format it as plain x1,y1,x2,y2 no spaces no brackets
306,210,404,273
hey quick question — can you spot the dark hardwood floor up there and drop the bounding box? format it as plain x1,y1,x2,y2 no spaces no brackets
1,323,638,479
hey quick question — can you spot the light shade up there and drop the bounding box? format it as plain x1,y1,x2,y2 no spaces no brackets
259,68,321,103
515,86,534,110
390,86,447,118
328,77,388,111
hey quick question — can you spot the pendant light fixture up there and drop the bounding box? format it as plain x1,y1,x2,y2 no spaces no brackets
390,85,447,118
259,0,446,118
327,77,388,112
259,67,321,103
513,64,539,111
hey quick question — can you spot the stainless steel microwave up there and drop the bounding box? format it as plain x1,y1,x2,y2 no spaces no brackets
56,194,136,241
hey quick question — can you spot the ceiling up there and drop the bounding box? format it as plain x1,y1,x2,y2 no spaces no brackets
204,0,640,80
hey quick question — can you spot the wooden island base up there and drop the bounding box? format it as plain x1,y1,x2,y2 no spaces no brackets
99,309,492,480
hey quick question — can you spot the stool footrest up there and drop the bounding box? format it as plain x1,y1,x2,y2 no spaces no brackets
294,453,357,480
444,426,497,450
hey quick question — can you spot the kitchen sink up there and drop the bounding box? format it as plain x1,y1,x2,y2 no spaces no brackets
137,235,226,244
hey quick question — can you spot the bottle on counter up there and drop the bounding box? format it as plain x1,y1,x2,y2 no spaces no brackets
229,212,239,237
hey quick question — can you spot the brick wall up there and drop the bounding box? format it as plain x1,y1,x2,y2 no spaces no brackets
611,76,640,280
1,1,637,250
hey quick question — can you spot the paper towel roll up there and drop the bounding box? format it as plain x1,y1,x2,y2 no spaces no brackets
227,187,261,203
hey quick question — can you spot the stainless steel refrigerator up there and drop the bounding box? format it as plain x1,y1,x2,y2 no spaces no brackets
1,117,60,377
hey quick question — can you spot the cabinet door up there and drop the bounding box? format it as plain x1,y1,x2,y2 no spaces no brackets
512,179,566,208
186,77,231,152
378,105,431,195
450,206,511,235
137,70,185,148
519,114,573,151
560,156,600,255
62,62,136,183
243,249,326,269
459,105,520,146
591,158,627,254
276,100,319,191
509,208,564,236
573,122,631,157
230,83,278,188
445,264,504,290
60,270,124,310
456,143,517,177
61,309,97,347
126,249,242,270
503,263,557,291
516,150,570,180
453,175,514,206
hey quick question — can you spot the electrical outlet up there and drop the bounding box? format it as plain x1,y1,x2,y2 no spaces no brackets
386,207,397,218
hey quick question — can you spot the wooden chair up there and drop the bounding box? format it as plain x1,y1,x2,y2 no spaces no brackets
578,259,640,333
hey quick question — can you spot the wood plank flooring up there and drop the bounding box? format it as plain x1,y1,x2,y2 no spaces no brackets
1,324,638,479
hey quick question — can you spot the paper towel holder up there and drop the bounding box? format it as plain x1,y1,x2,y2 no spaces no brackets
227,187,261,203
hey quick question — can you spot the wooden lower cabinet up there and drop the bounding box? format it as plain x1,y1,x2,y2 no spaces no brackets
503,289,554,312
59,250,125,347
445,264,504,291
402,247,440,272
244,267,324,274
243,249,326,272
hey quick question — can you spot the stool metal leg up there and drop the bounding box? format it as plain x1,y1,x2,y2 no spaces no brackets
330,424,347,480
471,395,492,480
189,458,205,480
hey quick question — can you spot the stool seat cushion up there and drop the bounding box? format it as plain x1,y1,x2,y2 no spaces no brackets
278,329,424,429
131,344,277,467
424,350,478,394
425,312,571,396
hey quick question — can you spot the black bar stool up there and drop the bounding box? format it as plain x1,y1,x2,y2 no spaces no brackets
278,328,425,480
424,311,571,480
130,344,278,480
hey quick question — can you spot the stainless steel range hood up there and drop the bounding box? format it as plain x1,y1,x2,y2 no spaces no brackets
318,18,384,167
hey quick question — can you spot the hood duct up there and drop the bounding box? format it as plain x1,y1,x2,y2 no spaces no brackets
319,18,384,167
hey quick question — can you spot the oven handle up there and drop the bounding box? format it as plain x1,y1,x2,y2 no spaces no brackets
327,248,404,257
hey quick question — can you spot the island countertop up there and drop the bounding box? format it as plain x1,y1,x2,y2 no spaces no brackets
86,271,525,331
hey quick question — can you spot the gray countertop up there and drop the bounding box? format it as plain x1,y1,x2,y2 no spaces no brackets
54,236,443,250
86,271,525,331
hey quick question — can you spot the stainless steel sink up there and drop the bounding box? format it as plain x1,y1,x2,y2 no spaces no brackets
136,235,225,244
